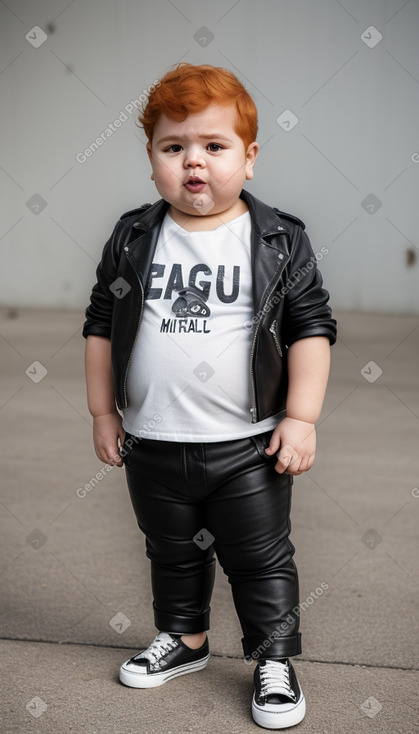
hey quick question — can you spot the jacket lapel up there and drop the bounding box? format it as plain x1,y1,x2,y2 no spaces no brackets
123,199,170,288
240,190,291,314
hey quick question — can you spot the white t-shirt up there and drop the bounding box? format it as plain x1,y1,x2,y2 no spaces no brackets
122,210,280,441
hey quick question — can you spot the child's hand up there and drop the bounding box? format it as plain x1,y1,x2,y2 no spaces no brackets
265,417,316,475
92,411,125,467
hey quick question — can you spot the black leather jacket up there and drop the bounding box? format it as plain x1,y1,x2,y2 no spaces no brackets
83,189,337,423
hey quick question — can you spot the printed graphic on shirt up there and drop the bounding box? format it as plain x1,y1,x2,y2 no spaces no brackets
172,285,210,318
146,262,241,335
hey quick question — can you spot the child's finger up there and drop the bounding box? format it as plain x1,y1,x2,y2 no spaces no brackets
293,456,309,475
275,444,299,473
109,448,123,466
99,445,122,466
265,432,281,456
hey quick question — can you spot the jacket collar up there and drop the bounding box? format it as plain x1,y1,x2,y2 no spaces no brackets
131,189,288,244
131,197,170,232
239,189,289,242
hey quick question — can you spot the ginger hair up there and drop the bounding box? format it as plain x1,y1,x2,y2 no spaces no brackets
138,63,258,149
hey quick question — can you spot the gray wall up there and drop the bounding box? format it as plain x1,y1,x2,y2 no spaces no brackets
1,0,418,312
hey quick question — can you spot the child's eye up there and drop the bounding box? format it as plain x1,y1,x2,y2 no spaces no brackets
207,143,223,152
166,144,183,152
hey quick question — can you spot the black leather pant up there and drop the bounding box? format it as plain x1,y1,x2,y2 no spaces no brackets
122,430,301,660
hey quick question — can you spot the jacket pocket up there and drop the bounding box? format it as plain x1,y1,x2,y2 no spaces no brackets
250,430,276,461
269,320,282,357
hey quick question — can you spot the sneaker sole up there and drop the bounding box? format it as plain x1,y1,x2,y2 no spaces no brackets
119,653,210,688
251,692,306,729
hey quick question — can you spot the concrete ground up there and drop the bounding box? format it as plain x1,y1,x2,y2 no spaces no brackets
0,307,418,733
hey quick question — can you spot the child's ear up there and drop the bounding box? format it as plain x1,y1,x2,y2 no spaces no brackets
146,142,155,180
245,142,259,180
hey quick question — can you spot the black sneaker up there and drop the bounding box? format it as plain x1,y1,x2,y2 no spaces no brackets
251,658,306,729
119,632,210,688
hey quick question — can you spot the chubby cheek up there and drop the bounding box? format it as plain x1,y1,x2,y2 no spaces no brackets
155,161,182,189
151,155,176,182
211,163,246,193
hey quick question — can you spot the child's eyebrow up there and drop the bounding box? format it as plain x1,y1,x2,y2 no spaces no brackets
155,133,233,144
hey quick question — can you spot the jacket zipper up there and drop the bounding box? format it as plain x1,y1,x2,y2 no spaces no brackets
122,252,145,408
269,319,282,357
249,322,260,423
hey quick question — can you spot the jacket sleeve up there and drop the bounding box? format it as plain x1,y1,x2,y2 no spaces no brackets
82,221,122,339
281,226,337,347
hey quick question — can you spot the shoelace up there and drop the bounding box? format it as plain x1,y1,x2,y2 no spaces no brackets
134,634,178,667
259,660,296,700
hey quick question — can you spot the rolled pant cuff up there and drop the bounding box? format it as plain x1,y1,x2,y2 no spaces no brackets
242,632,302,661
153,606,210,634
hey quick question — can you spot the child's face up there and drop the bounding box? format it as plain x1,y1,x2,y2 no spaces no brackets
147,103,258,222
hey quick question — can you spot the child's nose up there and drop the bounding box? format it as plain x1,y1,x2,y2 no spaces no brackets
184,145,205,168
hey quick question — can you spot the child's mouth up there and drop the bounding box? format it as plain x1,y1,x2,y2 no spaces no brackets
184,177,206,193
